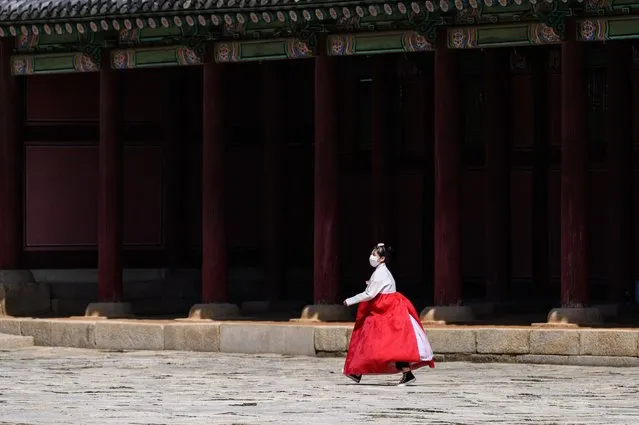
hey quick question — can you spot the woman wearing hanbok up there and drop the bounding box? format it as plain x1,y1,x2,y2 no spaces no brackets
342,243,434,386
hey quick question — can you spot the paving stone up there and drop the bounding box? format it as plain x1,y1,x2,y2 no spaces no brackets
530,329,580,355
164,323,220,352
0,333,33,349
579,330,639,357
425,328,476,353
220,323,315,356
0,318,22,335
95,322,165,351
518,354,639,367
314,326,349,353
20,319,52,346
0,348,638,424
477,328,530,354
49,321,96,349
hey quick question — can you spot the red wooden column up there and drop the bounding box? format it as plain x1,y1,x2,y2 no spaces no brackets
421,30,473,322
560,22,588,308
261,62,283,303
433,33,461,306
0,38,21,269
371,56,393,242
606,43,633,304
548,21,601,324
97,53,123,304
201,61,228,304
483,50,510,303
312,51,340,309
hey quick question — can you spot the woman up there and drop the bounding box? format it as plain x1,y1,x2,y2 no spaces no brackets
342,243,434,386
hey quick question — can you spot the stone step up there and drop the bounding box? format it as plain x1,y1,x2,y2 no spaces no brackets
0,333,34,349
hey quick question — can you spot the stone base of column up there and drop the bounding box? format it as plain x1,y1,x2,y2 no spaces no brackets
295,304,354,322
0,270,51,317
85,302,133,319
187,303,241,320
545,307,603,326
420,305,475,324
240,300,306,315
466,302,504,318
593,303,622,319
240,301,271,315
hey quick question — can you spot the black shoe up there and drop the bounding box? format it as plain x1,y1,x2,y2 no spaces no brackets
397,371,416,386
346,374,361,384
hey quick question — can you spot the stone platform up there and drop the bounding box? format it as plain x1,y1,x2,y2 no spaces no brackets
0,332,33,349
1,317,639,366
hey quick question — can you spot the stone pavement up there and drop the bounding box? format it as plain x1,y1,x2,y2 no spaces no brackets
0,348,637,425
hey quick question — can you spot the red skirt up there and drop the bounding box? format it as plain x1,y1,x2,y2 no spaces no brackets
343,292,435,375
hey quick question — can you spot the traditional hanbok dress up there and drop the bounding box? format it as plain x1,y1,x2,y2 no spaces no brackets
343,263,435,376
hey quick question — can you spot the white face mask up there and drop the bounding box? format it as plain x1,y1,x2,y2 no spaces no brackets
369,255,380,268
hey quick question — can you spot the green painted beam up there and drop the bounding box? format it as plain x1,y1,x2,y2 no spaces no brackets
11,52,98,75
447,23,562,49
111,45,203,69
214,38,313,63
577,16,639,41
326,30,433,56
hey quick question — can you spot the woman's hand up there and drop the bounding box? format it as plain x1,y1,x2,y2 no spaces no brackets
343,300,348,306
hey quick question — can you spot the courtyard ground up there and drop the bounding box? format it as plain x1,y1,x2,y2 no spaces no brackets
0,348,636,424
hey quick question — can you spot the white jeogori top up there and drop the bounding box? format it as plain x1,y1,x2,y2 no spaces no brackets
345,263,397,306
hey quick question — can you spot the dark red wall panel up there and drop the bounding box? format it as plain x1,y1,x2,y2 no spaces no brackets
510,169,532,278
634,170,639,277
548,169,561,279
462,168,484,278
547,73,561,149
394,173,423,282
25,145,165,249
226,146,260,248
25,145,98,247
123,146,164,247
510,75,534,149
26,73,99,122
588,169,607,279
402,79,427,155
340,173,371,285
121,70,167,123
186,144,203,248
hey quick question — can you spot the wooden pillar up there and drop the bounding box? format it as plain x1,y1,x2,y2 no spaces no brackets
433,30,462,306
261,62,283,303
606,43,633,304
98,52,123,302
483,50,510,302
313,53,339,304
560,21,588,307
202,61,228,303
0,38,21,269
371,56,394,242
